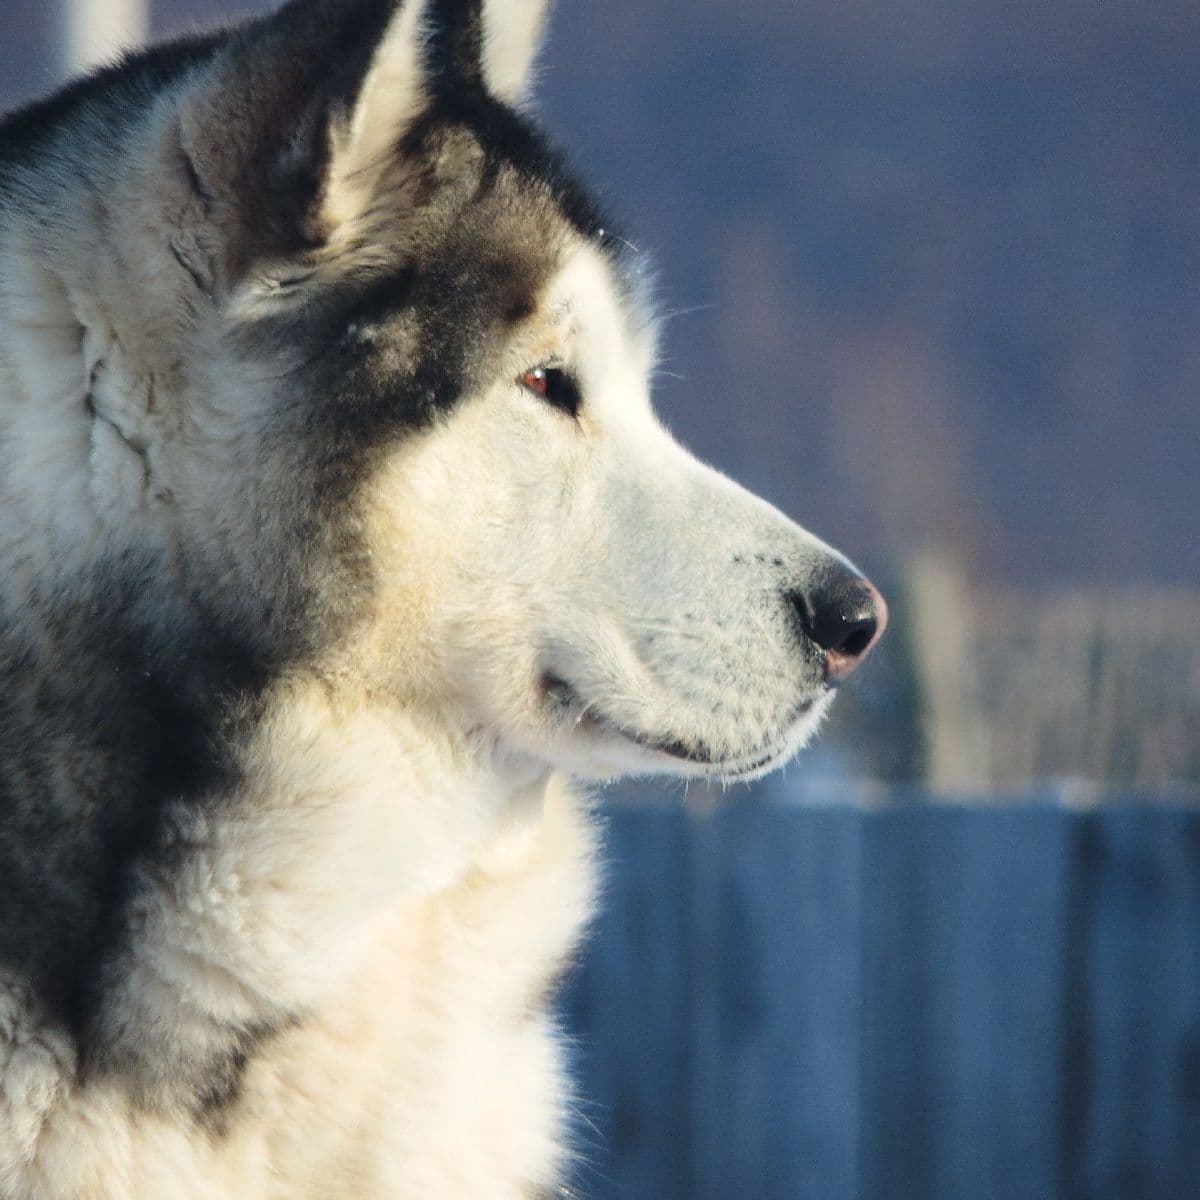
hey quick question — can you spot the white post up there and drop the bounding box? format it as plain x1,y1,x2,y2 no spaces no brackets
906,549,988,792
61,0,149,78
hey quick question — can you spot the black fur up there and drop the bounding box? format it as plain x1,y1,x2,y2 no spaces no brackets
0,560,274,1042
426,0,488,89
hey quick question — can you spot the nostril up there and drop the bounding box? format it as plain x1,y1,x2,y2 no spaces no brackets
837,621,877,659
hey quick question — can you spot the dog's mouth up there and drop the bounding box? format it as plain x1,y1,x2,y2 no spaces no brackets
540,671,816,779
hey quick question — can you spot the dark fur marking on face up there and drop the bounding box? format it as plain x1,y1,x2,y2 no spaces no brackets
232,212,552,515
330,267,420,333
195,1044,252,1137
505,294,536,324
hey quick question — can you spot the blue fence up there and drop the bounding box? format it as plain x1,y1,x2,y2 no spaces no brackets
560,800,1200,1200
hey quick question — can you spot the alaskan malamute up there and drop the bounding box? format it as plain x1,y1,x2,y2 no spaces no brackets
0,0,885,1195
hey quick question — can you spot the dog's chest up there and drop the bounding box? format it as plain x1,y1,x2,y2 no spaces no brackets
205,784,599,1200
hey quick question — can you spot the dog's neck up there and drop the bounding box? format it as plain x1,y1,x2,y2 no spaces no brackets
246,675,560,892
79,672,573,1112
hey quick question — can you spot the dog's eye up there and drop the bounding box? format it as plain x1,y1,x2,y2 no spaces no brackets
519,366,581,417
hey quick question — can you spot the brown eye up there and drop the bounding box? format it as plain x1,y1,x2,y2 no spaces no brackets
521,367,549,397
517,366,581,417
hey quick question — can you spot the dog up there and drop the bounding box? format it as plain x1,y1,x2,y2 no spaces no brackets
0,0,886,1195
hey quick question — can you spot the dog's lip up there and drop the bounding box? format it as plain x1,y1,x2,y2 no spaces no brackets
541,671,814,775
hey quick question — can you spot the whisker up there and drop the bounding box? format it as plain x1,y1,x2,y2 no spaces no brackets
656,302,718,323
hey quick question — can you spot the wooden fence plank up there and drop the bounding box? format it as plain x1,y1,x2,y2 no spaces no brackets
1063,809,1200,1200
687,802,865,1200
561,806,692,1200
859,805,1073,1200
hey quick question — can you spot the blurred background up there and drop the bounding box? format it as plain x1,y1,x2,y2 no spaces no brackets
4,1,1197,1196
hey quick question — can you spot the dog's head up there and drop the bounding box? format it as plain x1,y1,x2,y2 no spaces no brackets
21,0,885,782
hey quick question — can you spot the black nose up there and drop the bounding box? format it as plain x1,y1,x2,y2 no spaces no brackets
789,569,888,686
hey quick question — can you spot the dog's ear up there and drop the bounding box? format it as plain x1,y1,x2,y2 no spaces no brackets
174,0,434,282
320,0,435,232
478,0,553,104
318,0,555,230
172,0,554,286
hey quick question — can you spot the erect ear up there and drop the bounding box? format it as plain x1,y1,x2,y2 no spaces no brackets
478,0,553,104
172,0,555,286
321,0,435,230
175,0,435,281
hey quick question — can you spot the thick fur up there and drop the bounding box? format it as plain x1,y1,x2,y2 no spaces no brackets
0,1,876,1196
